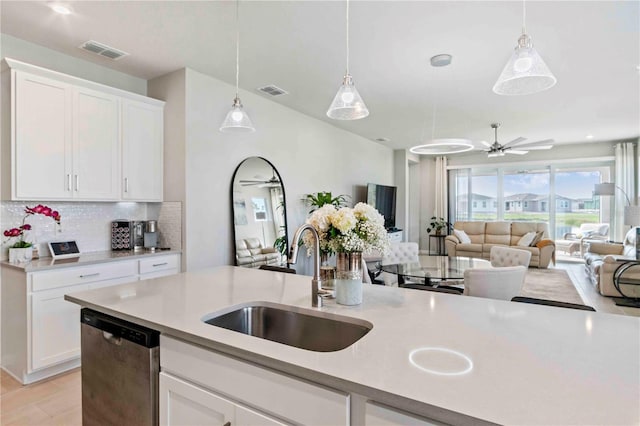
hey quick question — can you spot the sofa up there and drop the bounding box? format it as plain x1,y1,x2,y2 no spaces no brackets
235,238,281,268
583,228,640,297
444,221,555,269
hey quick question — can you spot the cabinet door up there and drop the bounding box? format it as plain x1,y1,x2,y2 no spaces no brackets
122,99,163,201
13,71,72,200
73,87,120,200
236,405,288,426
160,372,234,426
30,283,90,371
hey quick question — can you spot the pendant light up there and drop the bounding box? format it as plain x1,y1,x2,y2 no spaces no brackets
220,0,255,133
326,0,369,120
410,54,474,155
493,0,557,96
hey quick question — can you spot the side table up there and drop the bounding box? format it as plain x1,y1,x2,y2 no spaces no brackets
428,234,447,256
612,260,640,308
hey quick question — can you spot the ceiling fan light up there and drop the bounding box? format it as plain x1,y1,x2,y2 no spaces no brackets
327,74,369,120
493,34,557,96
220,97,255,133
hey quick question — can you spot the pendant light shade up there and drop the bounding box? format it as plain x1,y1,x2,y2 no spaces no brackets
220,0,255,133
327,74,369,120
327,0,369,121
220,97,255,133
493,33,557,96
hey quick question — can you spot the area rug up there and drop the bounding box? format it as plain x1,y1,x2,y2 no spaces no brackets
521,269,585,305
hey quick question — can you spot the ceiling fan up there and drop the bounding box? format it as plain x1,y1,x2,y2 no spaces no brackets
481,123,554,157
239,170,281,187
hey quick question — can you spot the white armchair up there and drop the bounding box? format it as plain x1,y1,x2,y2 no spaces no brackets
490,246,532,268
463,266,527,301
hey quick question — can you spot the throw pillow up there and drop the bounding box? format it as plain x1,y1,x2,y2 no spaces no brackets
529,231,544,247
454,229,471,244
517,231,537,247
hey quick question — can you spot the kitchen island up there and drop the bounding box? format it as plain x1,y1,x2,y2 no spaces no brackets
65,265,639,425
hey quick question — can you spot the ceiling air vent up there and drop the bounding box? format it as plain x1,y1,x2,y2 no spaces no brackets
257,85,288,97
79,40,129,60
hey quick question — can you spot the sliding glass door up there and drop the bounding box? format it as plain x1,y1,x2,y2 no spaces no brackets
449,163,612,239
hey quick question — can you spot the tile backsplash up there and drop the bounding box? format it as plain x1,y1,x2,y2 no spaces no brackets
1,201,182,260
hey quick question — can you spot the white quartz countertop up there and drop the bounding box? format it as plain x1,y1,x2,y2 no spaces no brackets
1,249,181,272
65,266,640,425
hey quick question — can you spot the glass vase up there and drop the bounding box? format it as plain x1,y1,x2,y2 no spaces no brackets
335,252,363,305
319,252,336,296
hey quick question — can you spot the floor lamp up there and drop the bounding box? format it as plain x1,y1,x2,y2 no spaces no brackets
593,182,635,241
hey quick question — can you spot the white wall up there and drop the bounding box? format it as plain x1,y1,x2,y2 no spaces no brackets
0,34,147,95
150,68,393,271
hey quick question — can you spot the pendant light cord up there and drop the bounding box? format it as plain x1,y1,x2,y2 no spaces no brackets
345,0,350,75
235,0,240,98
522,0,526,34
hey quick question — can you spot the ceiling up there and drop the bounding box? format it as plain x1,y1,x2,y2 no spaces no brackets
2,1,639,152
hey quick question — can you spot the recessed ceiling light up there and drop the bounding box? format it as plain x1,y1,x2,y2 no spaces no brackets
375,137,390,143
49,3,73,15
586,134,594,140
430,54,452,67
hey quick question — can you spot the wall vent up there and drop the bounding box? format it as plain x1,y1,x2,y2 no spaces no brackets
79,40,129,60
257,85,288,97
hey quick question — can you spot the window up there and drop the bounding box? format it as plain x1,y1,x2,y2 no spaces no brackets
252,197,268,221
449,163,611,238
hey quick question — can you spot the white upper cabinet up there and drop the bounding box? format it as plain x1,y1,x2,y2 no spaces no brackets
13,72,72,200
122,99,163,201
5,58,164,202
73,87,120,200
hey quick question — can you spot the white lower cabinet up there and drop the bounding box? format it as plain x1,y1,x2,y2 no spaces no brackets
30,283,90,371
365,402,446,426
161,336,349,426
1,254,181,384
160,372,286,426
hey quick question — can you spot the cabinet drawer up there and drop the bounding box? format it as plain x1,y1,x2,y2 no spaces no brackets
365,402,445,426
139,254,179,275
31,260,137,292
161,336,349,426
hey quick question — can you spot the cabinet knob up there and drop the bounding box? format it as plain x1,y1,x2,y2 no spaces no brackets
124,177,129,193
75,174,79,192
67,174,72,191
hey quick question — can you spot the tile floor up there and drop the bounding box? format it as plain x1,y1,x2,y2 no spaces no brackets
1,261,637,426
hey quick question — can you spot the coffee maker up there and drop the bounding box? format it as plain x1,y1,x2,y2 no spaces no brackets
144,220,158,252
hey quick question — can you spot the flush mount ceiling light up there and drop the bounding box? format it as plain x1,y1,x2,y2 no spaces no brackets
220,0,255,133
409,54,473,155
48,2,73,14
493,0,557,96
326,0,369,120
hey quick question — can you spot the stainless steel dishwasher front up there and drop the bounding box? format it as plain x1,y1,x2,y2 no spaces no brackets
80,308,160,426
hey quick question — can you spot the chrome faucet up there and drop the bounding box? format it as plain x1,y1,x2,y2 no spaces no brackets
288,224,326,307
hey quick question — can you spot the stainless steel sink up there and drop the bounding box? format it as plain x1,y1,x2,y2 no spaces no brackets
203,302,373,352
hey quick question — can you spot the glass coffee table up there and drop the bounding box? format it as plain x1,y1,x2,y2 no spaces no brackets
379,255,491,288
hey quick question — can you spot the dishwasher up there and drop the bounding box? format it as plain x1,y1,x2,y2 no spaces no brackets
80,308,160,426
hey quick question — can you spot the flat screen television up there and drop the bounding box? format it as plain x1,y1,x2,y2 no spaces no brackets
366,183,397,230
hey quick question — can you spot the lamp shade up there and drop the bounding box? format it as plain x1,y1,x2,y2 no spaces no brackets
624,205,640,226
326,74,369,120
220,97,255,133
493,34,557,96
593,183,616,196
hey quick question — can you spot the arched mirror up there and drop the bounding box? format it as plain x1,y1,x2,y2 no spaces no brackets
231,157,288,268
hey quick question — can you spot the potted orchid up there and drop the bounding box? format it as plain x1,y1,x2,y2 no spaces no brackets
4,204,61,262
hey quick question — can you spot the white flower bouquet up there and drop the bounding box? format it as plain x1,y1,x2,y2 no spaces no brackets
303,202,390,255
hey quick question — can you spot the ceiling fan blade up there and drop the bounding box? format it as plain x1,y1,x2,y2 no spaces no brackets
510,138,555,147
525,145,553,150
481,141,491,147
502,137,527,147
506,150,529,155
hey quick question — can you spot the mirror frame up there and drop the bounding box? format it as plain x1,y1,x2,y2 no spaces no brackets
230,157,289,267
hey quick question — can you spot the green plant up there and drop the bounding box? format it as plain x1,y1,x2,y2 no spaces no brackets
303,192,349,214
426,217,452,235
